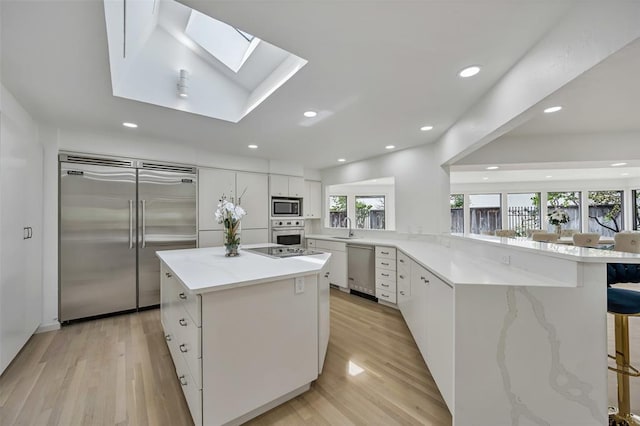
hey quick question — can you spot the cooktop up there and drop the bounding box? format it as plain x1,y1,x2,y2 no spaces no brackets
244,246,323,259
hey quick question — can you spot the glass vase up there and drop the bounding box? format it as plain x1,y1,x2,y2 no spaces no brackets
224,243,239,257
555,224,562,236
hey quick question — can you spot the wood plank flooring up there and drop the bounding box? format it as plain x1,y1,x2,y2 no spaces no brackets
2,288,638,425
0,290,450,425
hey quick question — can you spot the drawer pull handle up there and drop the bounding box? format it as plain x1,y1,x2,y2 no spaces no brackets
421,277,430,284
381,273,389,277
179,344,188,353
399,275,405,279
381,262,389,266
399,259,405,263
165,272,172,278
165,334,172,341
381,251,389,255
381,293,389,297
324,272,330,277
400,291,405,295
179,318,187,326
179,292,187,300
179,375,187,386
381,283,389,287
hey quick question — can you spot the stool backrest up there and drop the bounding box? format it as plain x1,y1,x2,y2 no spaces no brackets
560,229,578,237
526,229,542,237
531,232,559,242
614,232,640,254
495,229,516,238
572,233,600,247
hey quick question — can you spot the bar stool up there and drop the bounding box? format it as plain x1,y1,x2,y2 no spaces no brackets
607,235,640,425
572,232,601,247
495,229,516,238
531,232,559,242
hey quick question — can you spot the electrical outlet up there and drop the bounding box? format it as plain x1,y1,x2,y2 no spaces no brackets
295,277,305,294
500,255,510,265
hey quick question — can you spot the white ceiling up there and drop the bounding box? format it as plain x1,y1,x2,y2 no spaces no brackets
1,1,577,170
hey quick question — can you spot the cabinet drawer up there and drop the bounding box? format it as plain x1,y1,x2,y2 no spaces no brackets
316,239,347,252
397,251,410,273
376,269,396,282
376,279,396,292
375,246,396,259
176,286,201,327
177,366,203,426
376,288,397,304
174,307,202,388
376,258,396,271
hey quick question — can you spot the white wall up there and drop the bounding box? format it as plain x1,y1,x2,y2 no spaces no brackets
322,145,450,235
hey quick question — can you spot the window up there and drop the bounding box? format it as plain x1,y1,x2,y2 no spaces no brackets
507,193,540,236
329,195,347,228
546,191,581,232
469,194,501,235
450,194,464,233
588,190,624,236
634,190,640,230
355,196,385,229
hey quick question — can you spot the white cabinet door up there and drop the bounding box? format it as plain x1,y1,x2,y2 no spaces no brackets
409,261,429,359
269,175,289,197
329,250,347,288
318,263,330,374
397,251,411,309
199,230,223,248
426,272,454,410
288,177,305,198
236,172,268,229
239,228,268,245
304,180,322,219
198,169,235,230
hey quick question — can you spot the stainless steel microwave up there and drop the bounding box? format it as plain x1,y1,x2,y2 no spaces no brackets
272,198,301,217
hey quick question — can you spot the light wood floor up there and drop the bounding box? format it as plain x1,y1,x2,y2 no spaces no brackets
0,289,451,425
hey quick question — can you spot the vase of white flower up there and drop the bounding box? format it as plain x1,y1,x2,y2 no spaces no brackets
215,195,246,257
547,209,570,236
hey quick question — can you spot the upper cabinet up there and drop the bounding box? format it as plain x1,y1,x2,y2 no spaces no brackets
199,169,268,231
270,175,304,198
304,180,322,219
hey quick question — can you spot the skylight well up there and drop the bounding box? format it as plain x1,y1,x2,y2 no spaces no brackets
185,10,260,73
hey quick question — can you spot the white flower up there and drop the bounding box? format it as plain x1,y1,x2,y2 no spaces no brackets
214,195,247,225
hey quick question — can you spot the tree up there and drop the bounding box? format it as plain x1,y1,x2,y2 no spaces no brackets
450,194,463,209
355,200,373,228
588,191,622,233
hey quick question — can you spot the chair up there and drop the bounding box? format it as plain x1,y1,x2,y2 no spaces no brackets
572,232,601,247
495,229,516,238
560,229,578,238
531,232,559,242
614,232,640,254
607,259,640,424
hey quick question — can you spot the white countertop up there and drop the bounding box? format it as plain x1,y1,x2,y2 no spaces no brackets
156,245,330,294
306,233,640,288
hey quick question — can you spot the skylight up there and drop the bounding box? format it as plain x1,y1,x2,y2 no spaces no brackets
185,10,260,73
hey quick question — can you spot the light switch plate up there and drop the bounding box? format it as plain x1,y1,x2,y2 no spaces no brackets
295,277,305,294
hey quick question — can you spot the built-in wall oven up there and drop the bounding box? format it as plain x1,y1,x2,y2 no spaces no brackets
271,219,305,247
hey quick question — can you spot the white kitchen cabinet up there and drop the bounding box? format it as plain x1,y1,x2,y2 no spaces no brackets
198,169,268,244
198,168,236,230
236,172,268,229
304,180,322,219
270,174,304,198
0,97,43,375
318,263,330,374
397,251,411,309
408,261,429,360
375,246,396,304
308,239,347,289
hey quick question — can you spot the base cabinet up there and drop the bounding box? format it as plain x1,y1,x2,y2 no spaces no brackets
307,239,347,288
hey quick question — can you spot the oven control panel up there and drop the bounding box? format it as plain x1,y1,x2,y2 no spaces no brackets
272,219,304,228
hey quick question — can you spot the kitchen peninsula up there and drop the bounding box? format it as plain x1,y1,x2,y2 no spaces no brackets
156,246,330,426
306,232,640,425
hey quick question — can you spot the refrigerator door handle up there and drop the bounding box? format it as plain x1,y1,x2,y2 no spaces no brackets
141,199,146,248
129,200,134,249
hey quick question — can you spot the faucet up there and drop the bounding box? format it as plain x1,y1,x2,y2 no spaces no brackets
343,217,354,238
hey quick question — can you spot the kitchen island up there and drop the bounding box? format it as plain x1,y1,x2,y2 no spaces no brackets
156,245,331,426
306,232,640,425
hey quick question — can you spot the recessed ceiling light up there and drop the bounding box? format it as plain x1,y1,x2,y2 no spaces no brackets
543,106,562,114
122,122,138,128
385,145,395,150
611,162,628,167
458,65,481,78
486,166,499,170
248,144,258,149
337,158,346,162
482,177,489,180
420,125,434,131
621,172,630,176
303,111,317,118
546,175,553,178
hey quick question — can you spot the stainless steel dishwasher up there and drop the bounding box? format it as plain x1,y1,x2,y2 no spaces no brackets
347,244,376,298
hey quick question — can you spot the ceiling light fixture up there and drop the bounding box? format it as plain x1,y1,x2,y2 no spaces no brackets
546,175,553,178
543,106,562,113
122,122,138,128
611,162,628,167
486,166,499,170
420,125,433,131
177,69,189,98
337,158,346,162
621,173,630,176
385,145,395,150
303,111,317,118
482,177,489,180
458,65,481,78
248,144,258,149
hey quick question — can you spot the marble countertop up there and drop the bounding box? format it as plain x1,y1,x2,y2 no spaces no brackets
306,233,640,288
156,244,330,294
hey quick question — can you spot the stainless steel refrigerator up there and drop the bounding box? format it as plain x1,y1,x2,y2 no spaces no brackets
59,154,196,322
